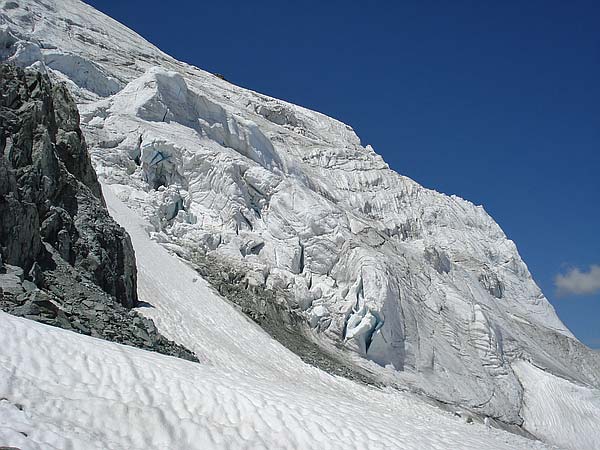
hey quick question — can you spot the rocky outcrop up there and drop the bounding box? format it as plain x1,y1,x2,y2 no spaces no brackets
0,64,135,306
0,252,196,361
0,64,196,361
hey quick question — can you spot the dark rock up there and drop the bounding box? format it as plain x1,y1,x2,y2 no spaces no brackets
11,301,40,316
72,320,91,335
0,64,137,306
0,65,197,363
0,265,25,295
22,279,37,291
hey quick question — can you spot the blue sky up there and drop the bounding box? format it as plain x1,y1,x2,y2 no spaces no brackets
87,0,600,347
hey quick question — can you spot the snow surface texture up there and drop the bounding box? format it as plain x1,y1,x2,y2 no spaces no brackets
0,188,553,450
0,314,548,450
513,361,600,450
1,0,600,446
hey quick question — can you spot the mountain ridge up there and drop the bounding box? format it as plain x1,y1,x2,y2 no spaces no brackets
1,0,599,447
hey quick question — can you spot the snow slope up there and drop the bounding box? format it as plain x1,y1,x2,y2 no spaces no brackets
513,361,600,450
102,183,326,382
0,315,550,450
0,188,552,450
1,0,600,446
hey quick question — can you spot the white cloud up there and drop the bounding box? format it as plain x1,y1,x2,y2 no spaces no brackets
555,264,600,297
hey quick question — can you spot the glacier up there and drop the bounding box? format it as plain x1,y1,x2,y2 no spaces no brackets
1,0,599,448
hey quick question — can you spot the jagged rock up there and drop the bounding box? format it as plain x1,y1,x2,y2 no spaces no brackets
1,244,196,361
0,64,136,306
0,64,196,362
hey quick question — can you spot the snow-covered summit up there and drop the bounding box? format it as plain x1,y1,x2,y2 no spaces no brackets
1,0,599,447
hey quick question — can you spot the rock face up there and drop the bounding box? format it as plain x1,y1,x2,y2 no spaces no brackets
0,64,136,306
0,64,196,361
1,0,599,435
